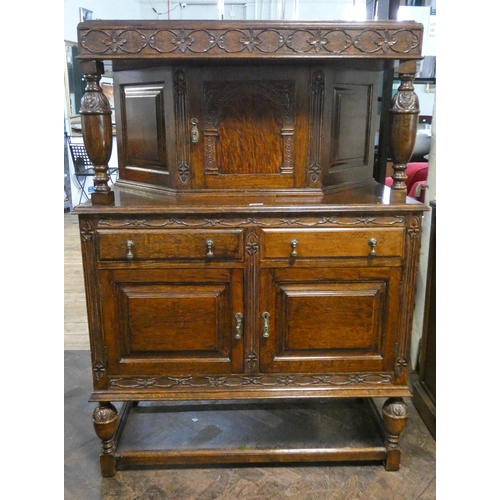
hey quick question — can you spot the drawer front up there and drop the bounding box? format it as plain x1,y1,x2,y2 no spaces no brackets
261,228,404,259
98,229,244,261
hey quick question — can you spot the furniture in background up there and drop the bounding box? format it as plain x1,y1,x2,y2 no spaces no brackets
385,162,428,203
412,200,436,439
74,19,427,477
68,140,118,204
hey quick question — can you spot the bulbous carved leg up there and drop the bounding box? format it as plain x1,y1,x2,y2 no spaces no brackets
382,397,409,471
79,60,114,206
389,60,420,204
92,402,119,477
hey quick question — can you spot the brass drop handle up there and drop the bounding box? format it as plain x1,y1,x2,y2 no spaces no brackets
262,312,270,338
190,118,199,144
206,239,214,258
235,312,243,340
290,238,299,258
126,240,134,260
368,238,378,256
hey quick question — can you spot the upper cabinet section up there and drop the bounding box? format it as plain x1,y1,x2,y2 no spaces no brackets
77,20,423,61
77,21,423,202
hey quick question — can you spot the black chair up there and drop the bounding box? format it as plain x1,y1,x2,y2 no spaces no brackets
68,142,118,204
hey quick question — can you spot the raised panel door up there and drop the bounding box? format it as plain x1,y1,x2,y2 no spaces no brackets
259,266,402,374
100,267,244,377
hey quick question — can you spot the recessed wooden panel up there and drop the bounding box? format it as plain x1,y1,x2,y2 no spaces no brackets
216,91,283,175
100,267,244,376
279,282,385,352
122,284,226,354
203,80,295,181
330,84,372,171
260,266,403,374
122,84,167,169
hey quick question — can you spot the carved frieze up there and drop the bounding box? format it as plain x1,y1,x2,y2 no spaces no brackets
96,215,407,229
109,372,393,389
78,23,422,60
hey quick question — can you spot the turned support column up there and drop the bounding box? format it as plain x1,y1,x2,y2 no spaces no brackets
382,397,409,471
389,60,420,203
92,402,119,477
79,60,115,205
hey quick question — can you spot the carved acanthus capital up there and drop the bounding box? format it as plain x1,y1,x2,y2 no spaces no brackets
80,91,112,115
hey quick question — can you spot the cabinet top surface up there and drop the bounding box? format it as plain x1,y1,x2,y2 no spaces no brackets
74,182,428,215
77,19,423,61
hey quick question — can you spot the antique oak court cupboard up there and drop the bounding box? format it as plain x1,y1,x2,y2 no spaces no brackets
74,19,427,476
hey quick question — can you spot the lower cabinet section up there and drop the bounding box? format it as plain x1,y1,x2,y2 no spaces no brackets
79,210,423,476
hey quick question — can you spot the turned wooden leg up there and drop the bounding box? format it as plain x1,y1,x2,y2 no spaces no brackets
382,397,409,471
92,402,119,477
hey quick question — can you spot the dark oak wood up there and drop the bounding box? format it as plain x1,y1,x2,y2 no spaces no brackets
75,19,427,477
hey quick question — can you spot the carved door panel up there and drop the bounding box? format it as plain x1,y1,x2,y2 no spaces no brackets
259,266,402,374
184,65,310,190
100,267,244,377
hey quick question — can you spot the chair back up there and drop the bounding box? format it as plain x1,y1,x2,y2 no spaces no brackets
69,143,93,174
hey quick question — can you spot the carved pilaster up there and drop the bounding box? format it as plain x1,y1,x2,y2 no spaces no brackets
92,402,118,477
307,70,325,185
244,232,260,373
79,217,108,390
79,60,114,205
174,70,191,185
389,60,420,203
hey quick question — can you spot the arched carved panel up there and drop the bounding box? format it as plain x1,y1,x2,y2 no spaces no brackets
203,81,295,177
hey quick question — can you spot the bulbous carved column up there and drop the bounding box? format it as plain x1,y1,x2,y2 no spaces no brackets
92,402,118,477
79,60,115,205
389,60,420,203
382,397,409,471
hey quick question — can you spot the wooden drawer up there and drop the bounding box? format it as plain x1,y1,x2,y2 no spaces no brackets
261,228,404,259
97,229,244,261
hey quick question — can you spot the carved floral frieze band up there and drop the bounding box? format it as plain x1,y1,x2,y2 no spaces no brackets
79,26,421,59
109,372,393,390
97,215,406,228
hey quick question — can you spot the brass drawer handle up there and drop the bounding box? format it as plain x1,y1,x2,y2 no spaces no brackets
290,238,299,258
262,312,270,338
190,118,199,144
206,239,214,258
235,312,243,340
125,240,134,260
368,238,378,256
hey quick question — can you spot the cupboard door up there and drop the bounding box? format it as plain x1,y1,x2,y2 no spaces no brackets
259,266,402,374
113,67,177,188
185,65,309,190
100,267,244,377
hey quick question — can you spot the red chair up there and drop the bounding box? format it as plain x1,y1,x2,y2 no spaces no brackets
385,162,428,201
